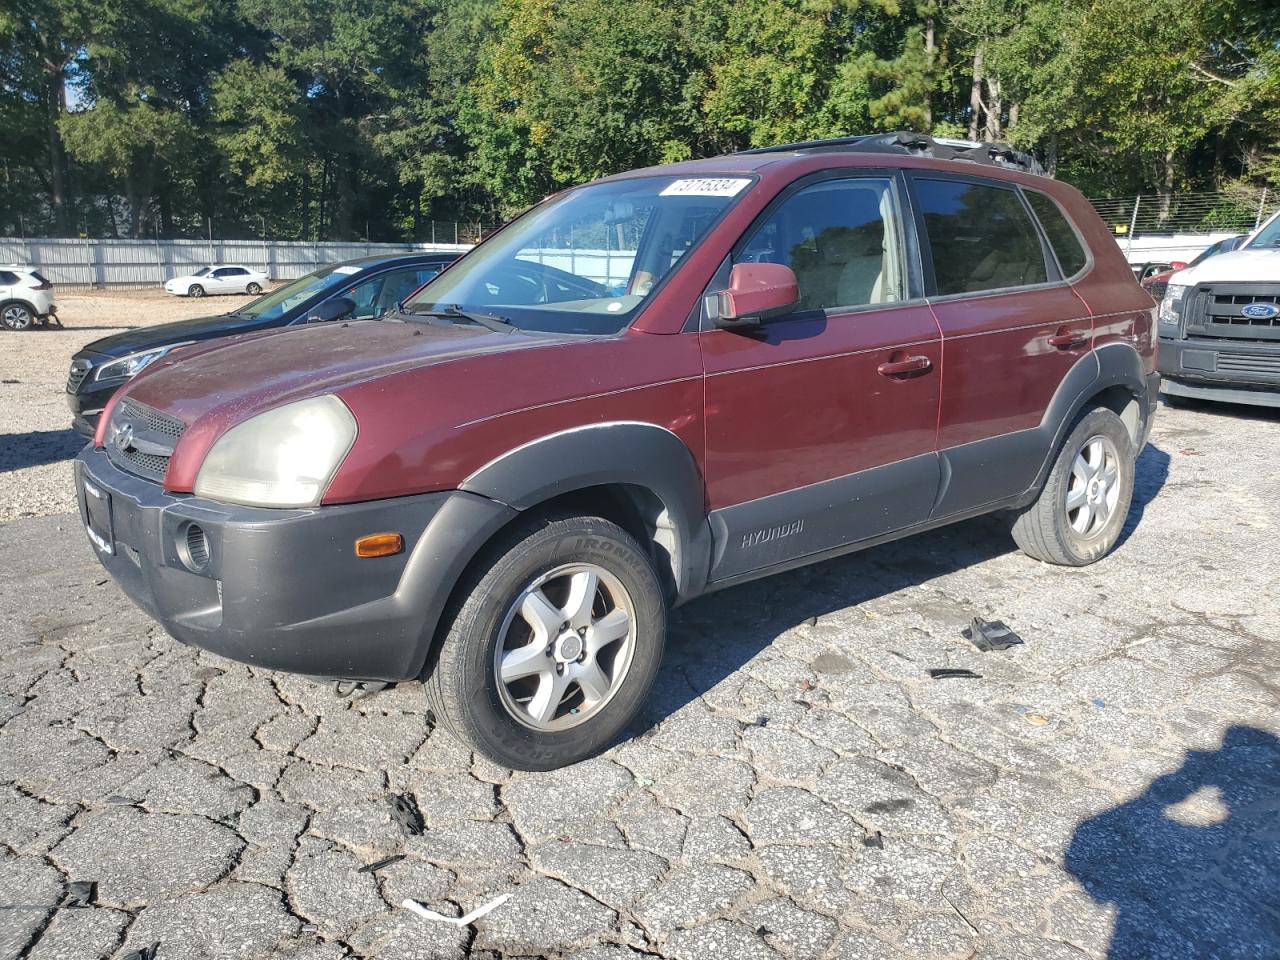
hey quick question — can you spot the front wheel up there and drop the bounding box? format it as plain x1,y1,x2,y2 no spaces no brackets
424,514,665,770
246,282,262,295
1,303,35,331
188,284,205,298
1011,408,1136,566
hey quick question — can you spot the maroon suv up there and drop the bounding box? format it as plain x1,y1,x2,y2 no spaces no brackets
76,133,1158,770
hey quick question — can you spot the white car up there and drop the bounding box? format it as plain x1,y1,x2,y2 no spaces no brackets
0,265,58,331
164,265,269,298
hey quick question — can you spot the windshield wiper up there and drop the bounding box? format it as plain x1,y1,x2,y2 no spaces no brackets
407,304,516,334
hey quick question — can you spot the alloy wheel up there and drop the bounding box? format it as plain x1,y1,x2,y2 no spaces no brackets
494,562,636,731
1064,434,1122,539
1,305,34,330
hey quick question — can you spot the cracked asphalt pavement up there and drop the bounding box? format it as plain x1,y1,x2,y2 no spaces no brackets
2,398,1278,960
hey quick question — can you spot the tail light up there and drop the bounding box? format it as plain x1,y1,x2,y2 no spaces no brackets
31,280,52,290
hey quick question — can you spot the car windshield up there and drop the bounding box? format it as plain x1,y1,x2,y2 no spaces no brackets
404,174,753,334
192,267,211,277
1248,214,1280,249
235,264,366,322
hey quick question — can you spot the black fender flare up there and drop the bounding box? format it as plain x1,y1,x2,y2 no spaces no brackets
1031,341,1149,492
459,422,712,601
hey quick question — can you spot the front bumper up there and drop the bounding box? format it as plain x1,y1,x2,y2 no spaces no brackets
1158,336,1280,407
68,378,119,437
75,446,517,681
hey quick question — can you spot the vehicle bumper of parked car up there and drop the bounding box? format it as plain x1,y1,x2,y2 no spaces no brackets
1157,336,1280,408
67,377,120,437
74,445,517,682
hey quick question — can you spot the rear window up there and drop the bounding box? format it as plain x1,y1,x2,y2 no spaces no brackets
1024,191,1088,277
31,271,51,284
915,178,1048,296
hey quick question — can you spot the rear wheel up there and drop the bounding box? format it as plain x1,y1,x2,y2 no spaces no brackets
424,514,665,770
188,284,205,298
1011,408,1136,566
246,282,262,295
1,303,35,331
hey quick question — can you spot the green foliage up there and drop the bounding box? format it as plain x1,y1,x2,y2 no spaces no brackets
1,0,1278,239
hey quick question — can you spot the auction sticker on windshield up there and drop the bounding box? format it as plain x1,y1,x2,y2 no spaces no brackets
660,178,752,197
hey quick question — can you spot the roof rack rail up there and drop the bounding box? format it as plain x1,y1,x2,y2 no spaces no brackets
736,131,1047,177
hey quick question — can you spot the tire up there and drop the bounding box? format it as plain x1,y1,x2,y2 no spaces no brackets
188,284,205,298
424,514,666,770
1,302,35,331
1011,407,1136,566
246,282,262,295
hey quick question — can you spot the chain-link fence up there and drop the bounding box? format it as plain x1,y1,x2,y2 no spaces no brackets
1087,187,1278,264
1088,187,1278,240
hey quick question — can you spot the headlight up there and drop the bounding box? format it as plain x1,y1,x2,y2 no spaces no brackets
95,346,181,381
194,396,357,508
1159,283,1189,325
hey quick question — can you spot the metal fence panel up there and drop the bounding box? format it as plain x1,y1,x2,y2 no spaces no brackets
0,238,472,289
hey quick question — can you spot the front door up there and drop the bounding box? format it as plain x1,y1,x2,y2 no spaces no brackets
701,173,943,582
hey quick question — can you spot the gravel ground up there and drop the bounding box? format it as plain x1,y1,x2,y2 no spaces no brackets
0,289,257,523
1,302,1278,959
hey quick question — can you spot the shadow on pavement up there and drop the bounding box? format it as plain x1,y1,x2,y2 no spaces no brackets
1117,441,1170,548
639,436,1172,730
0,429,85,472
638,510,1019,730
1065,726,1280,958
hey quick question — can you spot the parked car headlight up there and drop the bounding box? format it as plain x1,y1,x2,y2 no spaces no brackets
1159,284,1189,326
95,346,180,381
194,396,357,508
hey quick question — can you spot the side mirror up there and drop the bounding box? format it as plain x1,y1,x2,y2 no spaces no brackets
1221,236,1246,252
308,296,356,323
712,263,800,331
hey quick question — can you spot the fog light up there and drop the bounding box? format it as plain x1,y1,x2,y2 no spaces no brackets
182,523,210,571
355,533,403,558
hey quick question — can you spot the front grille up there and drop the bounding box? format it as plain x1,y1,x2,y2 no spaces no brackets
120,448,172,477
67,359,91,393
118,398,186,438
104,399,187,481
1217,353,1280,377
1188,284,1280,341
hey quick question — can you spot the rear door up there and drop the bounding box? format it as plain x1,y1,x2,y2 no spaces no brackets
210,267,239,292
910,174,1092,516
701,171,943,581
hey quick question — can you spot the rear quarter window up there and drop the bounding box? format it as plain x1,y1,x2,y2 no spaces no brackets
0,271,17,286
1024,190,1089,277
915,177,1049,296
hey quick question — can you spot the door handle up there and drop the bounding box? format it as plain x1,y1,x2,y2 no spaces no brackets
1048,329,1088,349
877,355,932,377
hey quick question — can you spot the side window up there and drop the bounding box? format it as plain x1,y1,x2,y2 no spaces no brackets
915,178,1048,295
736,178,906,312
375,268,440,315
0,271,17,286
343,275,386,319
1024,190,1088,277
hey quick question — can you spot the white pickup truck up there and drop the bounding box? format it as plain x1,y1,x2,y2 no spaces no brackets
1157,208,1280,407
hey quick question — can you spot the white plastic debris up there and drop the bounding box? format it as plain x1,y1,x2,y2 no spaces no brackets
401,893,511,927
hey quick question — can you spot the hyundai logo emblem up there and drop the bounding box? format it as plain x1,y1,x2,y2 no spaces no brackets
113,422,134,452
1241,302,1279,320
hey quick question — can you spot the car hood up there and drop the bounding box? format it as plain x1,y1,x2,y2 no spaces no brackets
1168,247,1280,287
118,319,575,489
77,312,280,360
